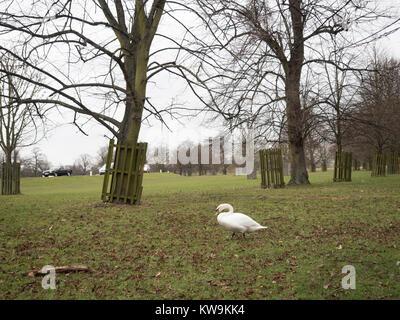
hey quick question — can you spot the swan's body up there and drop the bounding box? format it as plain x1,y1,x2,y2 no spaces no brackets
215,204,267,238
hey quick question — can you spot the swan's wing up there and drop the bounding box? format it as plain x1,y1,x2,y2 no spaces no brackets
230,213,261,228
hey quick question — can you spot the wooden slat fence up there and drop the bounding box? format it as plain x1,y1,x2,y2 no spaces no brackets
259,148,285,189
386,152,399,175
371,153,386,177
1,163,21,195
333,151,352,182
101,140,148,205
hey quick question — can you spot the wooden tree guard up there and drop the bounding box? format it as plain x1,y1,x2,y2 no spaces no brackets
333,151,352,182
386,152,399,175
1,163,21,195
259,149,285,189
371,153,386,177
101,140,148,205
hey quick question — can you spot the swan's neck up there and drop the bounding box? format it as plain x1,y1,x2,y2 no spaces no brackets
224,204,234,214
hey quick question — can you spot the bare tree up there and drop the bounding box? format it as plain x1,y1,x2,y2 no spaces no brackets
316,142,332,171
313,43,362,153
0,1,169,141
0,54,45,194
345,55,400,154
20,149,50,177
97,145,109,167
193,0,400,184
31,148,49,177
0,1,221,202
0,54,45,167
76,154,93,175
147,144,168,172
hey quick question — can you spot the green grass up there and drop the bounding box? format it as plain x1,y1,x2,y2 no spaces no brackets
0,171,399,299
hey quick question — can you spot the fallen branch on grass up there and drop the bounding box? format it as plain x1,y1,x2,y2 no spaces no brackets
23,265,94,277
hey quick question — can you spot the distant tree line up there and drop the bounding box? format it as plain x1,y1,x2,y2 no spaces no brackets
3,145,110,177
302,55,400,171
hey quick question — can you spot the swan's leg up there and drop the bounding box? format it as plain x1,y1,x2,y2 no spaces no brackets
231,232,236,239
242,233,246,239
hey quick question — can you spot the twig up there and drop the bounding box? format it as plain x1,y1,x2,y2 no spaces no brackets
23,265,94,277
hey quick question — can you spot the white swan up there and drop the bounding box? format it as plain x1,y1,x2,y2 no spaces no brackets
215,203,268,239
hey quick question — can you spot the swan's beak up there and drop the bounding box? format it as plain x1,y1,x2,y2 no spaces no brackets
215,209,220,215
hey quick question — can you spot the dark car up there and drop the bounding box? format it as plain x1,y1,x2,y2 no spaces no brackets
42,168,72,177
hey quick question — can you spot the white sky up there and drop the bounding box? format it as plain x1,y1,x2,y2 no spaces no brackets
15,1,400,168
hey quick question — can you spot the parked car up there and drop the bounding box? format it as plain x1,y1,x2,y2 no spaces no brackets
42,168,72,177
99,163,113,175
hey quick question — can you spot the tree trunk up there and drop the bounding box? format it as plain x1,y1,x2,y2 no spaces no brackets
286,74,310,185
110,51,147,203
119,52,147,146
34,160,38,177
288,137,310,184
247,168,257,179
4,151,12,167
321,159,327,172
282,1,310,185
309,146,316,172
100,0,166,204
337,142,342,154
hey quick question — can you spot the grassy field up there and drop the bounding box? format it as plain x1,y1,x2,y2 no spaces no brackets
0,171,399,299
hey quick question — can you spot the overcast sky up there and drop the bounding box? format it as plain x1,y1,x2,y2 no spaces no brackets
16,1,400,169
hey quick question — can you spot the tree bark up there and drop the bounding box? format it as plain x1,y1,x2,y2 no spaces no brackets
111,27,151,202
321,159,327,172
247,168,257,179
287,136,310,184
286,74,310,185
4,150,12,166
309,149,316,172
284,1,310,185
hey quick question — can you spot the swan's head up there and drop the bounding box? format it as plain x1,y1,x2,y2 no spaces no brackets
215,203,234,215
